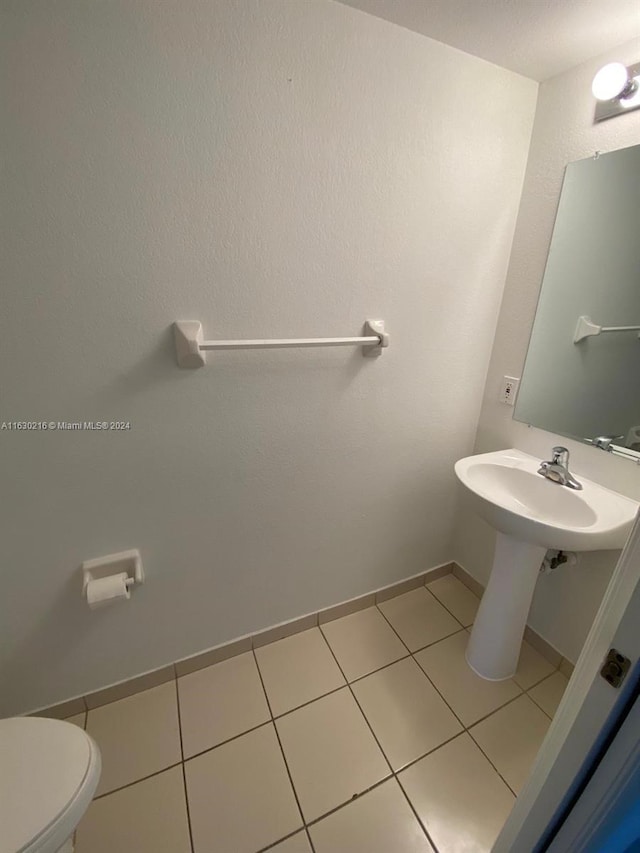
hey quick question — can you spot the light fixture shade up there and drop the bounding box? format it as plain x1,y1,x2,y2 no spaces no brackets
591,62,630,101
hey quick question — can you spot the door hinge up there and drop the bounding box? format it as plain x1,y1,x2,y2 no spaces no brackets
600,649,631,688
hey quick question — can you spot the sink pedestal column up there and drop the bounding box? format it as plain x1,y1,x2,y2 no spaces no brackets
466,533,546,681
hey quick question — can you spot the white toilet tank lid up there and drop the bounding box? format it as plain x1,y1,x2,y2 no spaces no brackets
0,717,96,853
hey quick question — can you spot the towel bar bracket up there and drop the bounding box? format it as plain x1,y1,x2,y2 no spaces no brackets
574,315,640,344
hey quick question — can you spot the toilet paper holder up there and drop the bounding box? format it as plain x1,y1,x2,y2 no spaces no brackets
81,549,144,600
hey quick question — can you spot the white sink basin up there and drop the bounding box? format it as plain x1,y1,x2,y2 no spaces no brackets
455,449,637,552
454,449,638,682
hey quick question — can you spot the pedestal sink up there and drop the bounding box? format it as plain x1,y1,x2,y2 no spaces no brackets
455,449,638,681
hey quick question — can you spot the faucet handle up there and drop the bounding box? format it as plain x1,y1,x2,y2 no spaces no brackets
593,434,624,451
551,446,569,465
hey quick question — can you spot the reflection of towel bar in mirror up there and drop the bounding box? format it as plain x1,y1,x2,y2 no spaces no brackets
173,320,389,368
573,315,640,344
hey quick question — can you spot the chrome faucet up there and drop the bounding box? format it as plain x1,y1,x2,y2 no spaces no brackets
538,446,583,490
592,434,624,451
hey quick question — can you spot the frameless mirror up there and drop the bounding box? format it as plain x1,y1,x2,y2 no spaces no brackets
514,143,640,461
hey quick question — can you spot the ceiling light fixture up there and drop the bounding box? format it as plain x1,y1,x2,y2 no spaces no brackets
591,61,640,122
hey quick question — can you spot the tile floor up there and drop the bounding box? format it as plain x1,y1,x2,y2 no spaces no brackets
67,575,570,853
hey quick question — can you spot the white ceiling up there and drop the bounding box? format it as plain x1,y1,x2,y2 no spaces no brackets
337,0,640,81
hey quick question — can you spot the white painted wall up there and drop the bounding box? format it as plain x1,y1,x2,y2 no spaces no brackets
454,38,640,664
0,0,536,714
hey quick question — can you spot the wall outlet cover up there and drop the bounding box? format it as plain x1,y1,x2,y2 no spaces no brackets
500,376,520,406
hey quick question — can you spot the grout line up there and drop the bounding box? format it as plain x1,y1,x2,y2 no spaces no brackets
39,566,458,720
174,680,195,853
267,648,426,722
422,581,478,631
317,623,440,853
374,594,466,657
271,684,349,722
420,572,564,693
92,761,184,800
89,640,528,815
373,603,418,654
463,691,525,730
376,600,467,660
174,679,186,763
184,719,273,764
517,670,559,692
252,649,309,844
86,580,557,851
347,653,411,686
304,826,317,853
255,827,312,853
250,650,275,724
407,650,520,800
319,635,395,779
403,625,468,657
525,691,556,722
174,634,486,771
466,727,519,799
303,773,395,829
529,667,567,689
393,730,465,777
396,775,443,853
180,763,195,852
318,609,520,820
175,635,442,768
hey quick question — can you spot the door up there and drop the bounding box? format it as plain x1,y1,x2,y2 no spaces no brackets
548,689,640,852
494,512,640,852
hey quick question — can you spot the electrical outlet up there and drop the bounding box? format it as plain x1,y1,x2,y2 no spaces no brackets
500,376,520,406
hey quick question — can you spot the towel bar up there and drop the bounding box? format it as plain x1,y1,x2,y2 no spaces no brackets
173,320,389,368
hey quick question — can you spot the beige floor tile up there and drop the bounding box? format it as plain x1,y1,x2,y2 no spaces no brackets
269,831,313,852
320,607,407,681
75,766,191,853
426,574,480,627
513,641,557,690
378,588,462,652
87,681,181,797
185,723,302,853
399,734,514,853
352,658,462,770
470,695,550,794
255,628,345,716
178,651,270,758
65,712,86,729
276,688,389,822
310,779,434,853
414,632,521,727
529,671,569,718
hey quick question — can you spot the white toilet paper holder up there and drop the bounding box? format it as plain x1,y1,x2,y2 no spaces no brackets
81,549,144,599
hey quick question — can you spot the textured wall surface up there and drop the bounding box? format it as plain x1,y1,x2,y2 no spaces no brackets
0,0,536,714
454,38,640,663
338,0,640,81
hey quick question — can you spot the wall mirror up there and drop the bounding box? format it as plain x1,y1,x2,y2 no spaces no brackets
514,142,640,462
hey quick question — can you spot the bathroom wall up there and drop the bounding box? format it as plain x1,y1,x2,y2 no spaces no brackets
454,37,640,664
0,0,537,714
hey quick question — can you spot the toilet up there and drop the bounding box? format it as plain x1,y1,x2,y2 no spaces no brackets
0,716,101,853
